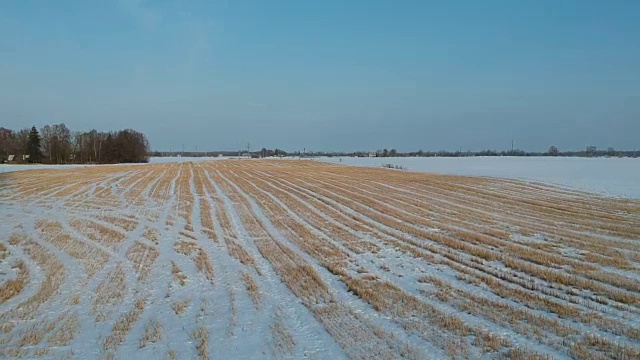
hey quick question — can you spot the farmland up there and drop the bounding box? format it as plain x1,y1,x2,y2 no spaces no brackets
1,160,639,359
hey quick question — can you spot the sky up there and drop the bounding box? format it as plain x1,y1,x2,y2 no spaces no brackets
1,1,639,152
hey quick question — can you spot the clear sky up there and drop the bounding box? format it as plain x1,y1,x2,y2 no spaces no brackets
1,1,638,152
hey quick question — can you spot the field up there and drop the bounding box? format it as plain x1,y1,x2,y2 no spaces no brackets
319,156,640,199
1,159,639,359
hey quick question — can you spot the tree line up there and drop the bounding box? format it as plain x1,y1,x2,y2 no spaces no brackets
296,145,639,158
0,124,150,164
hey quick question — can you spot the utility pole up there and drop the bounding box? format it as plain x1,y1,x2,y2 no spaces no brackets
246,142,251,157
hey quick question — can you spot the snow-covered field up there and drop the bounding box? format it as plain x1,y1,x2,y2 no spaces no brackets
0,164,94,173
1,160,639,359
0,157,239,174
318,156,640,199
149,156,243,163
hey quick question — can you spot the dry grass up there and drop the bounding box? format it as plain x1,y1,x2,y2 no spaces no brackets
149,165,180,203
220,161,640,357
176,163,194,226
18,321,56,347
242,272,261,308
69,294,80,305
36,220,108,278
3,159,639,357
104,299,145,350
1,234,65,322
126,241,159,281
139,319,163,348
211,170,335,305
271,311,295,354
171,261,187,286
97,214,138,232
313,303,426,359
171,298,190,315
501,348,554,360
143,227,160,245
294,170,639,304
190,327,209,360
48,313,79,346
92,264,126,322
473,328,511,353
174,241,214,284
194,248,215,284
225,236,259,272
0,260,28,304
198,197,217,241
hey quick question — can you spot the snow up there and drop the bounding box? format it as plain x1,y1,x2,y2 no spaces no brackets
0,164,93,173
0,157,239,173
2,159,639,359
317,156,640,199
3,156,637,199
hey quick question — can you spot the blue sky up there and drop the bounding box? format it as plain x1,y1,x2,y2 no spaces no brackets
1,1,638,152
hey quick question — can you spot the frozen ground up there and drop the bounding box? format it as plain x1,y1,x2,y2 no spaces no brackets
3,156,637,199
317,156,640,199
0,157,240,173
0,164,93,173
1,160,639,359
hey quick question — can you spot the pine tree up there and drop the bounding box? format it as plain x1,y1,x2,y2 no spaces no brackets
27,126,43,163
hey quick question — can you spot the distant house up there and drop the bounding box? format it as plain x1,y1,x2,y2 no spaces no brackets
7,155,15,162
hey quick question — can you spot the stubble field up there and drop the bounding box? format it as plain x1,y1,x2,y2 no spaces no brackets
1,160,639,359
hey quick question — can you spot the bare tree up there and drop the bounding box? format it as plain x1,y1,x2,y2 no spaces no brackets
15,128,30,161
40,125,52,162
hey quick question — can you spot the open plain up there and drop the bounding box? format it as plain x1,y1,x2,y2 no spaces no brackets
1,160,639,359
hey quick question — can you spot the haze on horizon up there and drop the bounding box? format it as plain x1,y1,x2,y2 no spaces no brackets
1,1,638,153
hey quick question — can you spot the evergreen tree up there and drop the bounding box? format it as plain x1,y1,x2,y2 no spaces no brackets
27,126,43,163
